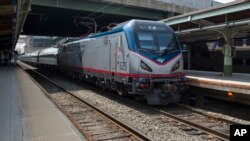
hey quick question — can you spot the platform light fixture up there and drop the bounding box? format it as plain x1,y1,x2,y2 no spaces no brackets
227,91,234,97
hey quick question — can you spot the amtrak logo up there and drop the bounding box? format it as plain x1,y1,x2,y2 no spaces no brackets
156,58,165,63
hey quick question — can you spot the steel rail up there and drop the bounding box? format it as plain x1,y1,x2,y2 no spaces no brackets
150,106,230,141
174,103,239,125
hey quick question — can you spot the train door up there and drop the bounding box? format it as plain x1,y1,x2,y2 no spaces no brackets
109,36,118,72
116,35,128,73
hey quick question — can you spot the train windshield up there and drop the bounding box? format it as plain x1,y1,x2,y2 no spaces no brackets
136,31,179,57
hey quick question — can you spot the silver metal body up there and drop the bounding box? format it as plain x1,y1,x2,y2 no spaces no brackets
39,47,58,66
20,51,39,64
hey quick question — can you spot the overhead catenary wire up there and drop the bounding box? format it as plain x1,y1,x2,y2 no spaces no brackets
83,2,115,19
94,4,128,20
77,2,129,33
73,1,118,34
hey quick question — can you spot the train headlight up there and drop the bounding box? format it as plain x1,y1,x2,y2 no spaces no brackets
141,61,152,72
171,61,180,72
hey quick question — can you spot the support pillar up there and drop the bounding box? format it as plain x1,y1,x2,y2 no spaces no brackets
223,43,232,76
223,30,233,76
216,28,233,76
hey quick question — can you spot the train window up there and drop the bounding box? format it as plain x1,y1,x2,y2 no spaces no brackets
156,33,178,52
137,32,156,50
157,33,171,50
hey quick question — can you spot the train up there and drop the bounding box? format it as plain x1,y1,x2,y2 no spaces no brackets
20,19,186,105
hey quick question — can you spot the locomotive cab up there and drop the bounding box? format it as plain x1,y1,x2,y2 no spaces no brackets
122,20,186,105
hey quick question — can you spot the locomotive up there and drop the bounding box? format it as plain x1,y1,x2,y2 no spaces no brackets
20,20,186,105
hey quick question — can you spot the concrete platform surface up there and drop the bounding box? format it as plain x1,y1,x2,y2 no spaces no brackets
0,66,84,141
185,70,250,95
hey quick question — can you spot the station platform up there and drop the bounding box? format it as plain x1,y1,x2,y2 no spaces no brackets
184,70,250,105
0,65,84,141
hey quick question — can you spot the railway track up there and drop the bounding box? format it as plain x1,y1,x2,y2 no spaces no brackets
149,103,237,141
19,62,244,141
19,64,151,141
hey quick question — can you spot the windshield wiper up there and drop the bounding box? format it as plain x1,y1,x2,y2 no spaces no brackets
138,48,151,53
167,49,178,54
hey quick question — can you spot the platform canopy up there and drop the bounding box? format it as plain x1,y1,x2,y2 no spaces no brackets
0,0,31,51
161,0,250,42
162,0,250,76
22,0,193,37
